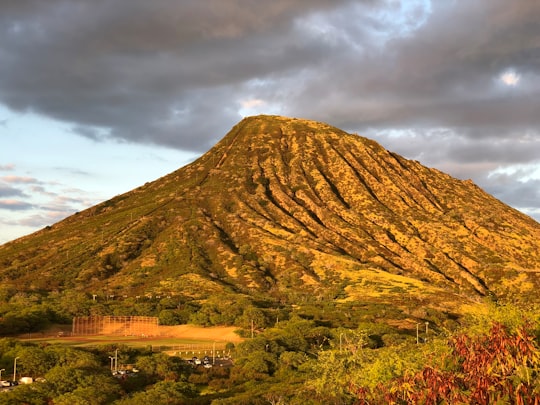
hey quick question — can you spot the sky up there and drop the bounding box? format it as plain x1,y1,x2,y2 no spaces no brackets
1,0,539,244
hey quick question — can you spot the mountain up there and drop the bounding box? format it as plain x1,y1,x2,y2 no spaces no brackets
1,115,539,316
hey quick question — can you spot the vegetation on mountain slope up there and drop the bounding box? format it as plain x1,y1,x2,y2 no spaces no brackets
0,115,539,329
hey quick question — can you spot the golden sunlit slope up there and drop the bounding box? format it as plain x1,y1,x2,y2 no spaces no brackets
1,115,539,311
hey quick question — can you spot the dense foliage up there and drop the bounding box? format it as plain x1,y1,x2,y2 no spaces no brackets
0,302,539,403
352,323,540,404
0,286,421,337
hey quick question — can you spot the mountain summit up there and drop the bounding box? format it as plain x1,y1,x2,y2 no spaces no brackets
1,115,539,311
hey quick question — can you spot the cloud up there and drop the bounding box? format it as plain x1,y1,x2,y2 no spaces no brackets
0,184,27,198
16,212,69,228
0,164,15,171
0,170,100,238
287,2,540,133
241,99,266,109
1,1,538,150
0,0,539,224
0,0,355,151
482,171,540,221
41,193,92,212
0,199,34,211
500,71,520,86
1,175,41,184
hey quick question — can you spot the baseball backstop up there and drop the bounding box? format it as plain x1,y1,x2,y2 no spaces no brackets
72,316,159,336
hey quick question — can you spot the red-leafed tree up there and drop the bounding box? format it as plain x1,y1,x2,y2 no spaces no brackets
352,323,540,404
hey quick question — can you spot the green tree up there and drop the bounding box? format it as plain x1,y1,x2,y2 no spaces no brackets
0,383,48,405
135,352,186,381
114,380,197,405
49,290,92,319
17,346,52,378
54,381,119,405
158,309,182,325
279,351,308,370
44,345,101,369
237,306,267,330
42,366,120,403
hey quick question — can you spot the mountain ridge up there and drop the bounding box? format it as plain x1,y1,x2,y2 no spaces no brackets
1,115,539,314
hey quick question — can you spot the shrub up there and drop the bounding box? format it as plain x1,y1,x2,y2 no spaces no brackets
352,322,540,404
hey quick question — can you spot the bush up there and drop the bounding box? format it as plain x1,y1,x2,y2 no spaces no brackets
352,323,540,404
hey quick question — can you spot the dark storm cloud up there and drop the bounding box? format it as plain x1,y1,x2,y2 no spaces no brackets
480,174,540,219
1,0,538,144
289,1,540,132
0,0,358,150
369,127,540,222
371,129,540,168
0,0,539,219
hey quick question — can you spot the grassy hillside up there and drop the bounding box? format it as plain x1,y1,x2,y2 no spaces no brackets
1,115,539,324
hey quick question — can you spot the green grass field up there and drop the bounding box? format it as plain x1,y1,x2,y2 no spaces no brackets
19,334,231,359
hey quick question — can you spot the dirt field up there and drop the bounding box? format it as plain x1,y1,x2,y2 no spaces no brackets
158,325,243,342
33,323,244,344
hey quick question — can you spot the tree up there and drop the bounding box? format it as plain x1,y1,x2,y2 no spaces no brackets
158,309,182,325
114,381,197,405
17,346,52,378
279,351,308,370
53,382,119,405
0,383,48,405
44,346,101,369
275,317,313,352
48,290,92,320
237,306,267,330
38,365,120,403
134,352,186,381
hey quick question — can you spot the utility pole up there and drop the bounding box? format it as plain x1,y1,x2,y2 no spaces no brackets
425,322,429,343
416,323,420,344
13,357,19,382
